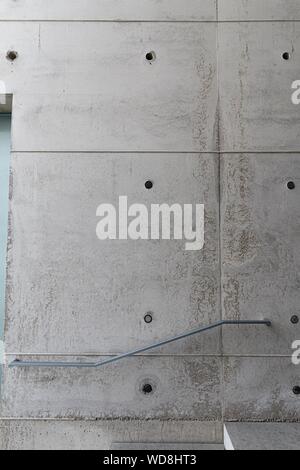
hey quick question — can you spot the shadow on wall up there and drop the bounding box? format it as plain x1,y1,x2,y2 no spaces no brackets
0,108,12,382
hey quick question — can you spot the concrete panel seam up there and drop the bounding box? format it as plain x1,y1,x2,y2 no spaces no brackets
2,20,300,23
5,352,220,356
11,151,300,155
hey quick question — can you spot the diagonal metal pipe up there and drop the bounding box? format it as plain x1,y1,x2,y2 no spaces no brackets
8,319,271,369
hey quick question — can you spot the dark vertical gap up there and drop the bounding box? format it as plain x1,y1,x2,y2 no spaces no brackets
0,109,12,388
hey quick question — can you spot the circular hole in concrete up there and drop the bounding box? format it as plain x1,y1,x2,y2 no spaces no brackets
287,181,295,190
144,313,153,324
142,383,153,394
291,315,299,325
6,50,18,62
282,52,290,61
146,51,156,62
145,180,153,190
293,386,300,395
138,377,157,396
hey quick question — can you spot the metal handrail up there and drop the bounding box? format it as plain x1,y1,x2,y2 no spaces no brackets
9,319,271,369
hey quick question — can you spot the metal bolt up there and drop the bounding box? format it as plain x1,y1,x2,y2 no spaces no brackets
293,386,300,395
291,315,299,325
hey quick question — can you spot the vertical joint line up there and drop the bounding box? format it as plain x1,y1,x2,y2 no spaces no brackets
215,2,225,424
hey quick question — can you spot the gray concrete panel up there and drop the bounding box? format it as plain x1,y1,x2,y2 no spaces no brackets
219,1,300,21
224,422,300,450
0,356,222,420
221,153,300,355
0,0,217,21
5,153,220,355
219,22,300,152
224,357,300,421
0,419,222,450
0,22,217,152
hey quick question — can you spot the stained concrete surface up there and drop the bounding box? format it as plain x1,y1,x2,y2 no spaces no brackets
111,443,224,450
1,0,300,450
221,154,300,355
0,0,217,21
5,153,220,355
223,357,300,422
0,420,222,450
219,22,300,152
0,22,218,152
225,422,300,450
219,0,300,21
0,356,222,420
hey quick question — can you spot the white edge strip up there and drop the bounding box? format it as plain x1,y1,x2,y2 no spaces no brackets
224,425,235,451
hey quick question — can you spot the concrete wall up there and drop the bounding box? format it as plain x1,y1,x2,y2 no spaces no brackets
0,0,299,449
0,115,11,343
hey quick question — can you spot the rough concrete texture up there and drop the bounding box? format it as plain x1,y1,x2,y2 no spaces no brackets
0,356,221,419
219,0,300,21
0,0,217,21
221,154,300,355
6,153,220,355
1,0,300,450
224,358,300,422
224,423,300,450
219,22,300,152
0,22,217,152
111,443,224,450
0,420,222,450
